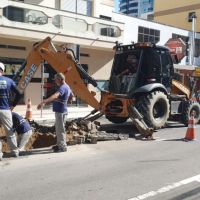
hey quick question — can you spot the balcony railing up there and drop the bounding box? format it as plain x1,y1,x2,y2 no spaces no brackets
53,15,88,33
0,1,124,42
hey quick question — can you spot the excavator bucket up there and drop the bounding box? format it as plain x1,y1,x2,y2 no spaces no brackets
128,105,154,139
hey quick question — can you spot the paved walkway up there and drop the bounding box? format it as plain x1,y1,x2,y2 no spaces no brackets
13,105,93,122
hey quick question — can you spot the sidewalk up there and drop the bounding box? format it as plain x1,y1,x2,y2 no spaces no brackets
13,105,94,123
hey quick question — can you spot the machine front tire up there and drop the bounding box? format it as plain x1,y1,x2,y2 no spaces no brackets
137,91,170,129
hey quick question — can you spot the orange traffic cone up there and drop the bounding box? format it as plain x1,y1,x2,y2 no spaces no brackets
25,98,33,121
184,116,196,141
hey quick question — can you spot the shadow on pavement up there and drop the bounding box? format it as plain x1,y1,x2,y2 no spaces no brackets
162,138,185,142
28,148,54,155
165,121,186,129
99,122,136,138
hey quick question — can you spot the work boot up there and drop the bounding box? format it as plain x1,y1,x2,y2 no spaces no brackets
19,151,30,156
53,146,67,153
11,149,19,158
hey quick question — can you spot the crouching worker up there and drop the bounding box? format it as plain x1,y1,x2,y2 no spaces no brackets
12,112,32,152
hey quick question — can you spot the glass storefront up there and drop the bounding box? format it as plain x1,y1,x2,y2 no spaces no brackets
0,57,24,76
0,57,90,107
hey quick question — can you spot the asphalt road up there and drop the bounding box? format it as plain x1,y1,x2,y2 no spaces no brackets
0,120,200,200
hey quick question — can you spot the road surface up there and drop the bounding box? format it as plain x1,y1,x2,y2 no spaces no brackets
0,121,200,200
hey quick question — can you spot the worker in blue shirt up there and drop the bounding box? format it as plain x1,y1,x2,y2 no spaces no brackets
12,112,32,152
0,62,21,161
37,73,73,153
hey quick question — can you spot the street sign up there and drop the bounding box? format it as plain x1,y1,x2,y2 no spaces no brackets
165,38,186,63
195,67,200,77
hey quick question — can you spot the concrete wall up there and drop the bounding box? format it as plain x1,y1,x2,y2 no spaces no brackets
80,48,114,79
25,83,41,105
24,0,57,8
80,47,114,102
0,38,31,59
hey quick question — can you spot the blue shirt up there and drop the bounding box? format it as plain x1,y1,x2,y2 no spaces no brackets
53,83,72,113
0,76,20,110
12,112,32,134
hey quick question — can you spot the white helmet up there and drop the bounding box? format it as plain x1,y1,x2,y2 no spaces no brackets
0,62,5,72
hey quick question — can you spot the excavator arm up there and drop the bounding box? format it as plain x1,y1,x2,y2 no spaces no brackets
14,37,100,110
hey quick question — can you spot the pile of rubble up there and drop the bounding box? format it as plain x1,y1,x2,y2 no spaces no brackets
0,118,129,152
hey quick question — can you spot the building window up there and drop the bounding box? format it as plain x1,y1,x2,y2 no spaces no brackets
100,27,115,37
0,58,24,76
3,6,25,22
120,0,128,4
138,26,160,43
129,3,138,7
60,0,92,17
0,44,26,51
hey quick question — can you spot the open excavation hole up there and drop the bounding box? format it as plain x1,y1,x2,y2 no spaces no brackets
0,119,129,153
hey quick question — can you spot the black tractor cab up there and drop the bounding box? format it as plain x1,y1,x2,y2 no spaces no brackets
108,43,174,96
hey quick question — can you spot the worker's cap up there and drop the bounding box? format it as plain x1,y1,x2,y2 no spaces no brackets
0,62,5,72
54,73,65,81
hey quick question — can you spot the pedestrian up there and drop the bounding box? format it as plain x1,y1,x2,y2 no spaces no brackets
0,62,21,160
37,73,73,152
12,112,32,152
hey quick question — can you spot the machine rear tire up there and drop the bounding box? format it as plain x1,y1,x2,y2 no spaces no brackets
181,101,200,126
106,116,128,124
137,91,170,129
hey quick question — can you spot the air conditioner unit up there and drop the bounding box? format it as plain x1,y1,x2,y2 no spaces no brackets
100,27,115,37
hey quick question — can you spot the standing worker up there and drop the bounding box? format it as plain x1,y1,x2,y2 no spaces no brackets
0,62,21,160
37,73,73,152
12,112,32,152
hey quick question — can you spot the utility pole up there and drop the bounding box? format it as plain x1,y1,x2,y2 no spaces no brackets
188,12,197,66
192,14,196,65
40,62,44,118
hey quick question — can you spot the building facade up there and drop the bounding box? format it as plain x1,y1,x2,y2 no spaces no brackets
154,0,200,32
119,0,154,19
0,0,123,105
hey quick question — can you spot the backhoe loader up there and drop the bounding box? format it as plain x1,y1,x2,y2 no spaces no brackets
13,37,200,136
